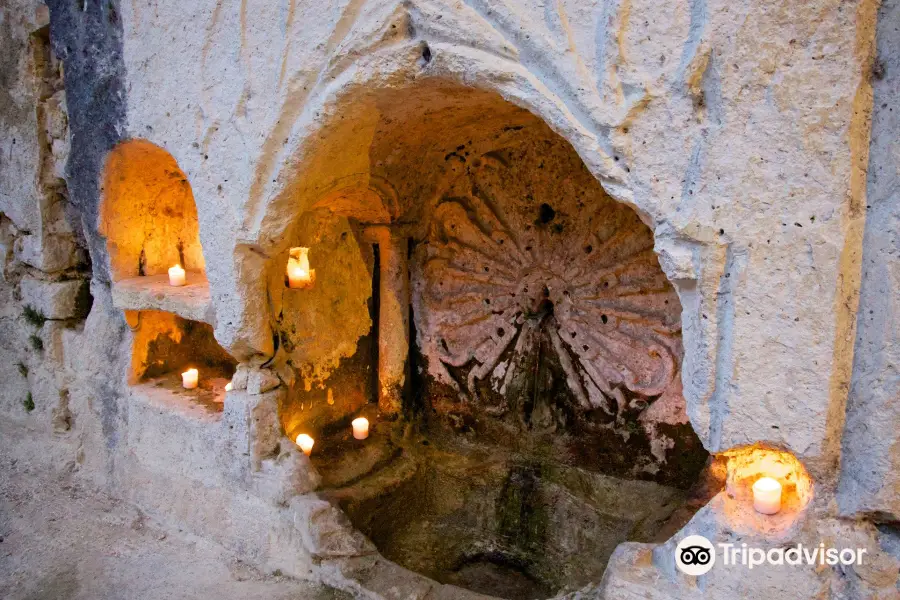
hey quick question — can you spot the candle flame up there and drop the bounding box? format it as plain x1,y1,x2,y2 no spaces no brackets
296,433,315,455
753,476,781,492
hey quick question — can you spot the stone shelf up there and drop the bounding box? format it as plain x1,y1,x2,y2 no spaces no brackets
112,272,213,324
131,372,227,422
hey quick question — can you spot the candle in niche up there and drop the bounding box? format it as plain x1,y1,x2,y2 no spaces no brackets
296,433,315,456
352,417,369,440
286,247,314,288
181,368,199,390
752,477,782,515
168,264,186,287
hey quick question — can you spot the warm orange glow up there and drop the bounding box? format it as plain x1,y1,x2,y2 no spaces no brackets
752,476,782,515
717,444,814,535
352,417,369,440
287,247,314,288
296,433,315,455
100,139,204,281
181,368,198,389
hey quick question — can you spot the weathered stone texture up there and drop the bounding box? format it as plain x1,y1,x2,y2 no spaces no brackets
20,277,86,320
837,0,900,521
0,2,48,232
0,1,894,599
111,272,213,324
109,0,880,474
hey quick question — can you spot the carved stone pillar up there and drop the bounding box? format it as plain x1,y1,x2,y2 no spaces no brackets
364,226,409,414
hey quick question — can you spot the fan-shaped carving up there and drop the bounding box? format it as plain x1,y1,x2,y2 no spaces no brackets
412,151,682,429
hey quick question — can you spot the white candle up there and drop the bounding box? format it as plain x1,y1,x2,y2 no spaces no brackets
296,433,315,456
168,264,186,287
352,417,369,440
181,368,198,389
287,264,310,288
752,477,782,515
287,247,312,288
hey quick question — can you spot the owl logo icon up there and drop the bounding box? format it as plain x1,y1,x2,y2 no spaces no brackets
675,535,716,576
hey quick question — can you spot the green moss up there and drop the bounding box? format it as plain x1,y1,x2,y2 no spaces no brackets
23,305,47,328
29,334,43,352
23,393,34,412
496,464,548,553
17,362,28,377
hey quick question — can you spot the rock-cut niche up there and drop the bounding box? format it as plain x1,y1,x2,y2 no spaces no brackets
275,80,709,600
100,140,234,399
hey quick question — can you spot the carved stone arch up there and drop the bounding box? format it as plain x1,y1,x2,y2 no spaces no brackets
310,174,400,224
222,41,644,365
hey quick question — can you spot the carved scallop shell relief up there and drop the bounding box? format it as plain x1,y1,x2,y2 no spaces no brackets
412,145,684,435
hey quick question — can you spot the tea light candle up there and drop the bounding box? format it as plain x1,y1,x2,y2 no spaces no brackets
287,264,310,288
296,433,315,456
352,417,369,440
752,477,782,515
168,264,186,287
287,247,312,288
181,368,199,390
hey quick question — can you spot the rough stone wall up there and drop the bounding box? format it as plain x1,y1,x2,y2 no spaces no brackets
838,0,900,521
0,1,91,468
0,1,896,599
110,0,880,475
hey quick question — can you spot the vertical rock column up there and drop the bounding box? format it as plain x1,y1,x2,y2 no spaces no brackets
365,226,409,414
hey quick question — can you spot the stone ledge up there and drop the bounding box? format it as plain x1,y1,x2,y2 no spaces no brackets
112,272,212,324
129,377,225,425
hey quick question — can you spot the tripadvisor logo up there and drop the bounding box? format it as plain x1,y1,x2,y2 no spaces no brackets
674,535,868,575
675,535,716,575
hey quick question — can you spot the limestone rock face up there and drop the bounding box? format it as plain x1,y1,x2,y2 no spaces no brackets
292,496,376,559
113,0,881,474
587,500,900,600
837,0,900,521
247,368,281,396
20,278,87,320
0,1,894,600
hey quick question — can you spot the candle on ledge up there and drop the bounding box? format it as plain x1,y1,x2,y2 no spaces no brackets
287,247,313,289
181,368,199,390
168,264,187,287
752,476,782,515
352,417,369,440
296,433,315,456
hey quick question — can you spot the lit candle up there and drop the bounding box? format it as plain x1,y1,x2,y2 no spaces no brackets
287,247,312,288
752,477,782,515
352,417,369,440
225,381,233,392
168,264,186,287
296,433,315,456
181,368,198,390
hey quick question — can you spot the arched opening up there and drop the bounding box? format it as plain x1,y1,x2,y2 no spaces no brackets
100,139,205,282
268,80,708,598
100,140,233,407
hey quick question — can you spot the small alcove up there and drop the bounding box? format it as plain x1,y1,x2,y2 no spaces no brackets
101,139,212,322
100,140,233,409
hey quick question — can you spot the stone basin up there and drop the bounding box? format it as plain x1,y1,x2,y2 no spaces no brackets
315,423,688,600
